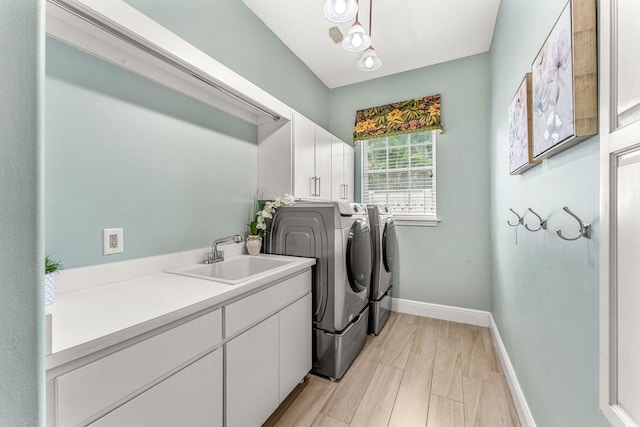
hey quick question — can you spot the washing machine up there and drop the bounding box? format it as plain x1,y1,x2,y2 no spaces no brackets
266,200,372,380
367,204,397,335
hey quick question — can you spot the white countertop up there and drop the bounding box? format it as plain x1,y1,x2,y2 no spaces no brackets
45,253,315,369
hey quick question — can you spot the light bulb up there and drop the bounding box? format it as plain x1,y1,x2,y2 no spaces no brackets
352,33,362,48
323,0,358,23
342,22,370,52
356,48,382,72
365,56,373,68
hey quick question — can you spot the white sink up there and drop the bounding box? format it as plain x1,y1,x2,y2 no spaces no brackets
166,256,292,285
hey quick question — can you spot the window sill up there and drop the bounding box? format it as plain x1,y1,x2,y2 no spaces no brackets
393,216,441,227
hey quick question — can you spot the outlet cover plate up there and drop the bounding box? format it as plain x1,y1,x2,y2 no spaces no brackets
103,228,124,255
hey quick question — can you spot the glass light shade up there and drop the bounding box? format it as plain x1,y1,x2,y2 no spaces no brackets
356,47,382,71
341,22,371,52
322,0,358,23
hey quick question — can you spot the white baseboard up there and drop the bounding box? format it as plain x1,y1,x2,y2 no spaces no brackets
390,297,491,327
390,297,536,427
489,314,537,427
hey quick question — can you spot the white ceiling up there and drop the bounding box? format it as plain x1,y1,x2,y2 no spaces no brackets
242,0,502,89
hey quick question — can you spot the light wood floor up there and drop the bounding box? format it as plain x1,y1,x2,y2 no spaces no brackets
264,312,521,427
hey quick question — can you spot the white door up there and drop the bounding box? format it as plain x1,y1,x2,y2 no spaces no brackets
331,137,355,202
278,294,312,403
343,143,355,202
331,136,345,201
315,126,333,199
226,315,279,427
600,2,640,426
293,112,317,199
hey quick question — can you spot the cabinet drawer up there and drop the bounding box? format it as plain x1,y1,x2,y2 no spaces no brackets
55,309,221,427
90,349,222,427
225,270,311,337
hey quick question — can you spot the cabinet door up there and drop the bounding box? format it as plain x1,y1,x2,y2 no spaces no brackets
90,349,223,427
331,137,355,202
226,315,279,427
314,126,333,199
293,113,316,198
278,294,312,403
331,137,345,201
258,120,294,199
343,143,355,202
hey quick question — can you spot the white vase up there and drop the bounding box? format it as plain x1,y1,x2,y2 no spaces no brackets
45,273,56,306
246,235,262,256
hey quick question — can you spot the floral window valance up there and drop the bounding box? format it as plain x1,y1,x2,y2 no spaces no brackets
353,94,442,144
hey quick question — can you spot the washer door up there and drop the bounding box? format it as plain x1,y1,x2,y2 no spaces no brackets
382,220,397,273
346,219,372,293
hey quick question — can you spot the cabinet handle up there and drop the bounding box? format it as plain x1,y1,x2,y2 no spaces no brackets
317,177,321,197
310,177,316,196
344,184,348,200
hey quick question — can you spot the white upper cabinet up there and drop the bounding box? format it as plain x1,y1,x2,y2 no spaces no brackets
292,113,320,199
45,0,290,125
258,111,339,200
331,136,355,202
312,124,333,200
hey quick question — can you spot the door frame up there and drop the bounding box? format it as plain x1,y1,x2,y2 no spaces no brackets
599,1,640,425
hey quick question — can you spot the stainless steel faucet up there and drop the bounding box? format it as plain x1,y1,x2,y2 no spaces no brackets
205,234,243,263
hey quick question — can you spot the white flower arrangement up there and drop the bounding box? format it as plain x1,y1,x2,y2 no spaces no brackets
248,194,296,237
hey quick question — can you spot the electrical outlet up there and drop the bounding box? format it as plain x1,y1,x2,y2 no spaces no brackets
103,228,124,255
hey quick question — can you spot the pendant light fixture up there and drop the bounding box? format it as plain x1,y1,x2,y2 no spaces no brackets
356,0,382,71
356,47,382,71
342,1,371,52
322,0,358,23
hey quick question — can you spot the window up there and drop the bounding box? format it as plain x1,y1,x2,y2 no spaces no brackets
361,131,438,225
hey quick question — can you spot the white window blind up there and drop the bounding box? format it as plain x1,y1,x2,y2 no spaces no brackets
362,131,437,223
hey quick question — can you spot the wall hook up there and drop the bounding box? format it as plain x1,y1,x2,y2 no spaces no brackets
524,208,547,232
556,206,592,241
507,208,524,227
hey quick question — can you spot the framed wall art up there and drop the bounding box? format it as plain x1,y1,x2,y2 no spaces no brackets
531,0,597,160
508,73,539,174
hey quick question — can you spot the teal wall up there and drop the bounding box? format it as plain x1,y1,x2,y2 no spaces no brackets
39,1,607,424
329,54,492,310
46,39,257,268
123,0,330,128
490,0,605,425
0,0,44,425
45,0,330,268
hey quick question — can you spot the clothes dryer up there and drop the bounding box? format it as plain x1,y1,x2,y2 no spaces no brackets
367,204,397,335
266,200,372,380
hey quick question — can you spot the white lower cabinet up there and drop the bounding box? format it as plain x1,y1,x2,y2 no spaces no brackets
225,272,312,426
52,309,222,427
279,293,312,403
90,348,223,427
226,315,279,427
48,270,312,427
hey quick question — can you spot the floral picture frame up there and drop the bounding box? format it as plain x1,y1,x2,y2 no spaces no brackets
508,74,539,174
531,0,597,160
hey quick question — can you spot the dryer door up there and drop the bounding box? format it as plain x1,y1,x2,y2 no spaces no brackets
382,219,397,273
346,219,372,294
